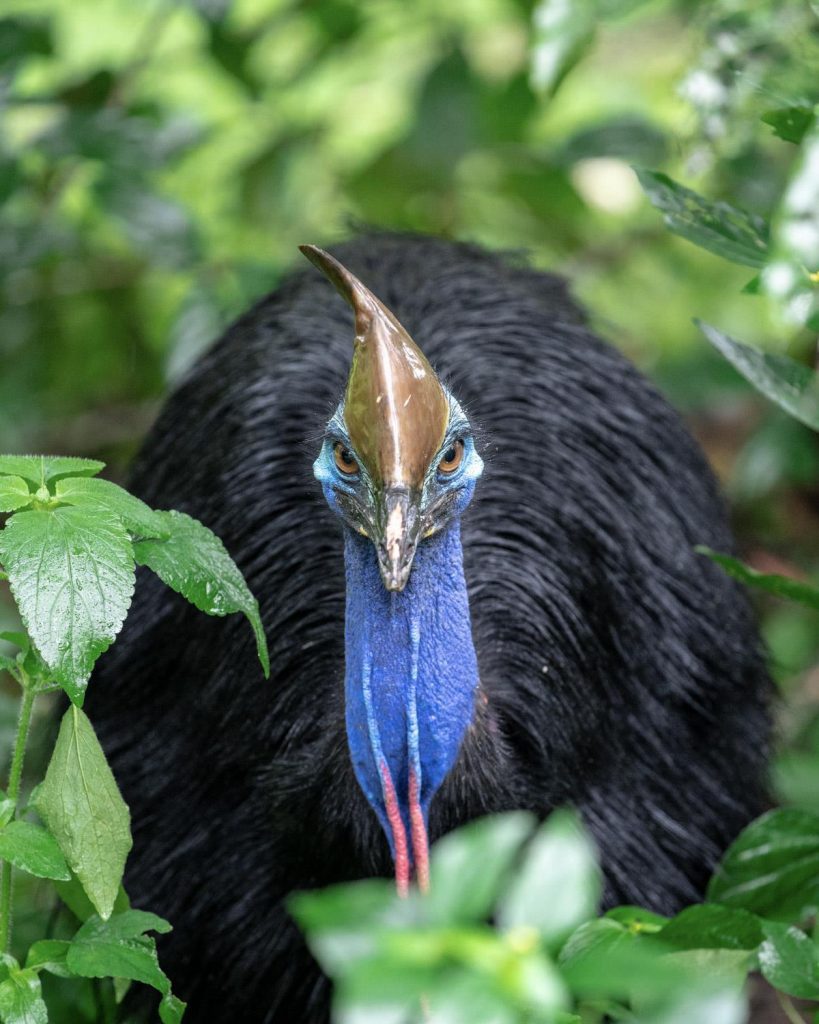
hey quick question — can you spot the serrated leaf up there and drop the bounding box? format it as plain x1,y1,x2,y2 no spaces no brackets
0,506,136,703
697,548,819,611
35,706,132,920
428,812,534,924
0,967,47,1024
0,820,71,881
0,456,104,486
133,510,269,676
55,476,169,541
25,940,71,978
67,911,172,995
762,106,815,145
758,921,819,999
498,809,600,945
708,808,819,921
0,477,31,514
636,169,770,268
697,321,819,431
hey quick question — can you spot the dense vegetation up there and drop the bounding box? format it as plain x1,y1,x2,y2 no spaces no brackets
0,0,817,1020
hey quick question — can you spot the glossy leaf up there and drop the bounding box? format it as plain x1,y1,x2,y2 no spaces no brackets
697,321,819,431
0,967,48,1024
697,548,819,611
66,911,173,995
35,706,132,921
54,874,129,924
55,476,169,541
636,170,769,268
498,809,600,944
428,812,534,924
0,820,71,881
530,0,596,97
0,477,31,514
0,456,104,486
758,921,819,999
658,904,763,951
0,506,135,703
707,808,819,921
134,510,269,676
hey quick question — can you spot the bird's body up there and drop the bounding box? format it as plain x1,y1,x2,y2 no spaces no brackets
87,233,771,1023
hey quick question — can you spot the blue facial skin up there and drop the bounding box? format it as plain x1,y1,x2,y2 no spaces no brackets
314,394,483,862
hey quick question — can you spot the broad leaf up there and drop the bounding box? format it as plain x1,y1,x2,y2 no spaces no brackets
0,456,104,486
0,820,71,881
762,106,815,145
697,548,819,611
758,921,819,999
530,0,595,97
160,992,187,1024
636,170,769,268
55,476,169,541
0,791,15,828
428,812,534,924
498,809,600,944
697,321,819,430
25,940,71,978
0,967,47,1024
0,506,136,703
67,911,172,994
658,904,763,952
35,706,132,920
134,510,269,676
707,808,819,921
0,477,31,514
54,873,129,924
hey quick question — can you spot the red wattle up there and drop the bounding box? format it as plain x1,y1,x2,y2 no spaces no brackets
409,769,429,892
380,759,410,897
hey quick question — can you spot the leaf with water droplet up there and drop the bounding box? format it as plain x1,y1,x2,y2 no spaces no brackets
0,505,135,703
35,706,132,921
55,476,170,541
133,510,269,676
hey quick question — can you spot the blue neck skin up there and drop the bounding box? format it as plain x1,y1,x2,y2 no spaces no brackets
343,520,479,867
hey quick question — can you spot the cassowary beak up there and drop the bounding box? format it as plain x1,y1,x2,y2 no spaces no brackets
300,246,449,592
377,486,422,592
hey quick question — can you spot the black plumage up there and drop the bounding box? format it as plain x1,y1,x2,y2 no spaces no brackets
87,233,771,1023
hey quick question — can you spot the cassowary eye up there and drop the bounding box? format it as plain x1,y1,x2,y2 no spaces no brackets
438,439,464,475
333,442,359,474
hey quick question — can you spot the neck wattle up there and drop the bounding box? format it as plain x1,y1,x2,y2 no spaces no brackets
343,520,479,894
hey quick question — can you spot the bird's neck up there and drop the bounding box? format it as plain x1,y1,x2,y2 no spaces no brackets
343,521,479,892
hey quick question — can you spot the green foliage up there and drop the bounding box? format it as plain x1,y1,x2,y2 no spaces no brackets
697,548,819,611
0,453,269,1021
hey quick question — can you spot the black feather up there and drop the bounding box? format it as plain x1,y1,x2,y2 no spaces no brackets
86,233,771,1023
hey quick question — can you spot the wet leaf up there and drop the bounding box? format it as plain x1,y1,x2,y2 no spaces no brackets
0,820,71,881
55,476,169,541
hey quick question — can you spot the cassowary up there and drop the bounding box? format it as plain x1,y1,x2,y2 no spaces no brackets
87,233,771,1023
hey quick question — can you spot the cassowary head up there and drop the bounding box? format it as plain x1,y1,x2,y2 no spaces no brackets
302,245,484,893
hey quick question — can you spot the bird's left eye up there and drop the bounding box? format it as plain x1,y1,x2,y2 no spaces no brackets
438,439,464,474
334,442,359,474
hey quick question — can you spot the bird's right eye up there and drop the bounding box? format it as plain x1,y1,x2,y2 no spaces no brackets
333,442,359,475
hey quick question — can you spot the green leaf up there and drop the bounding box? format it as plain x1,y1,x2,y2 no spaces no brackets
0,791,15,828
55,476,169,541
498,809,600,945
530,0,596,98
0,456,104,486
0,967,47,1024
658,904,763,952
0,477,31,514
707,808,819,921
133,510,269,676
159,991,186,1024
0,506,136,703
54,874,129,924
25,940,71,978
758,921,819,999
35,706,132,921
67,911,172,995
0,820,71,881
428,812,534,924
605,906,667,932
761,106,815,145
697,321,819,431
697,548,819,611
635,170,770,268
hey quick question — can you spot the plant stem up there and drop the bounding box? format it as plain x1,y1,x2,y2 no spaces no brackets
778,992,805,1024
0,686,36,951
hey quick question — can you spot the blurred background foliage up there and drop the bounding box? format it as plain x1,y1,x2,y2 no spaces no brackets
0,0,817,822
